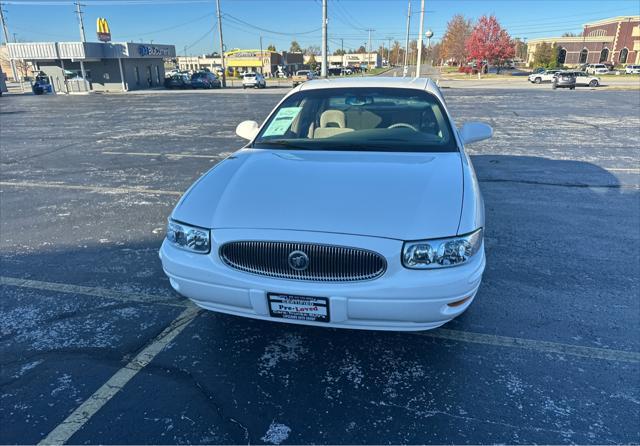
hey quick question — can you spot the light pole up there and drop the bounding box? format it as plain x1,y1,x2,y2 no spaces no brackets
403,0,411,76
415,0,425,77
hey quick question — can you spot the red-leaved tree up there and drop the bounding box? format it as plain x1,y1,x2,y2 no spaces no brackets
465,15,515,77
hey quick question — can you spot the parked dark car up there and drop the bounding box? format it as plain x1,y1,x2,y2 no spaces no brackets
164,73,192,89
32,74,53,95
552,71,576,90
191,71,221,89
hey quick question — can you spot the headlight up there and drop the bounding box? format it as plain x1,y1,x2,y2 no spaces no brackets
166,220,210,253
402,229,483,269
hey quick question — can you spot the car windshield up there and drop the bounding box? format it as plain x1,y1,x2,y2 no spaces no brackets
253,87,457,153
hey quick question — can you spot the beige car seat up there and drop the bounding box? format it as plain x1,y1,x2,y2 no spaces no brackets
313,110,354,138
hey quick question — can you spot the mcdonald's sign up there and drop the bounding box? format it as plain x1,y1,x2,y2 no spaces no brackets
96,18,111,42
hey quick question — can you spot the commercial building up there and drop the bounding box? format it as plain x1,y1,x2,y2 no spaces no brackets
303,52,381,69
176,50,304,77
176,55,221,72
527,16,640,67
7,41,176,92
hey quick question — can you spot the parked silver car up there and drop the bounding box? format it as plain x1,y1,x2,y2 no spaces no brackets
552,72,576,90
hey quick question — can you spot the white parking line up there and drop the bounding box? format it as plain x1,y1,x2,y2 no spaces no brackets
0,181,182,196
38,305,201,445
0,276,188,308
4,275,638,364
102,151,222,159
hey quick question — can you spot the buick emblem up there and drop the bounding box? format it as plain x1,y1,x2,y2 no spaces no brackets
288,250,309,271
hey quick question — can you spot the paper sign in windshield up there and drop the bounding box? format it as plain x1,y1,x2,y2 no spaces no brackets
262,107,302,137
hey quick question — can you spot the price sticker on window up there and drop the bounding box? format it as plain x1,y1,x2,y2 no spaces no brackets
262,107,302,137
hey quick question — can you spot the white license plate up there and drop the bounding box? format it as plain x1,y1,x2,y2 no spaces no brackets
267,294,330,323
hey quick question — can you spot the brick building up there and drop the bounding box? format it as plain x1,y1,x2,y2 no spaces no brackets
527,16,640,67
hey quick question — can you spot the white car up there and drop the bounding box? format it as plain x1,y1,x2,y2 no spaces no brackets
242,72,266,89
625,65,640,74
585,64,609,75
160,77,492,331
529,69,562,83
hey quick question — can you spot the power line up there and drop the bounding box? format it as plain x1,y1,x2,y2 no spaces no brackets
223,13,321,36
119,12,214,39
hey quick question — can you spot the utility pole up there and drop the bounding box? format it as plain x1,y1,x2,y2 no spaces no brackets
216,0,227,87
0,2,19,83
321,0,327,77
415,0,425,77
366,28,374,71
259,35,263,74
74,1,87,82
403,0,411,76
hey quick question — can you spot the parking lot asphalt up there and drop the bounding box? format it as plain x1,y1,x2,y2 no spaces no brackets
1,87,639,444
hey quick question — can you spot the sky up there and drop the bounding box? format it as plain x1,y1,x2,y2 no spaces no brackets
1,0,639,56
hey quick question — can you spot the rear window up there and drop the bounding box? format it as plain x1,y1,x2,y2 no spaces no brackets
244,73,256,78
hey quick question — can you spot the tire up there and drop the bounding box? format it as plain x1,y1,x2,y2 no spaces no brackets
589,80,598,87
534,77,542,84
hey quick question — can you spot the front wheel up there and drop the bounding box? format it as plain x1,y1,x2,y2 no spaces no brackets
589,80,598,87
534,77,542,84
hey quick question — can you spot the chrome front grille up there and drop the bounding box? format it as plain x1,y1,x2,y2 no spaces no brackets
219,241,387,282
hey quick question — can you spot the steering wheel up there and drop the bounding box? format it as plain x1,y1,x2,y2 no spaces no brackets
388,123,418,132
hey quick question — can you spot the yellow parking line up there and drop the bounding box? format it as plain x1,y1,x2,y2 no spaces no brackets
4,275,638,364
607,167,640,173
414,328,639,363
102,151,222,159
38,305,201,445
0,181,182,196
0,276,188,308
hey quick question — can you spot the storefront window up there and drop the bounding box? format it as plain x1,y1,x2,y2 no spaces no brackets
134,66,140,85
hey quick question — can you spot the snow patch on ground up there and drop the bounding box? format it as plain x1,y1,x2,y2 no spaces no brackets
12,359,44,378
259,334,307,376
261,422,291,445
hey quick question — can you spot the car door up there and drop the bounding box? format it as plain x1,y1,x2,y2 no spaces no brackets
573,72,586,86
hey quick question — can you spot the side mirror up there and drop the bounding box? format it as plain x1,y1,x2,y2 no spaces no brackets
235,120,260,141
459,122,493,145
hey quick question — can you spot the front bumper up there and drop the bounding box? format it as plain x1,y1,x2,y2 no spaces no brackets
159,229,485,331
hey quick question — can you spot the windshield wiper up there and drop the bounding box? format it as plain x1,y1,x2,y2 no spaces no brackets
253,140,312,150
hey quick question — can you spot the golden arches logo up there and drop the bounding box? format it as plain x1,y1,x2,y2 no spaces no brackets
96,18,111,41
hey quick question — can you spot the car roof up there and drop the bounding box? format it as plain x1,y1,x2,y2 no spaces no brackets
299,76,432,91
294,76,444,104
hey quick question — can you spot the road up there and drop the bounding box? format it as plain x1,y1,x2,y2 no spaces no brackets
1,88,639,444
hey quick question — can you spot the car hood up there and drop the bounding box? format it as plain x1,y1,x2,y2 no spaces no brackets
173,149,464,240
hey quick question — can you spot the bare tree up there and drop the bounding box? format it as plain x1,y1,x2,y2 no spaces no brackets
305,45,321,55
